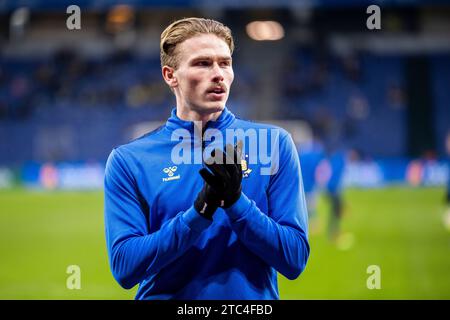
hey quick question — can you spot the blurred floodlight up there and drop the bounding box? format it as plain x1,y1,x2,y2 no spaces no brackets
106,4,135,33
246,21,285,41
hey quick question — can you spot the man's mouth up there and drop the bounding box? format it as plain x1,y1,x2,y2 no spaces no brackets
206,86,227,100
207,87,226,94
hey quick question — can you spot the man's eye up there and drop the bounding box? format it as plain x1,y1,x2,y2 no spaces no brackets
195,61,210,66
220,61,231,67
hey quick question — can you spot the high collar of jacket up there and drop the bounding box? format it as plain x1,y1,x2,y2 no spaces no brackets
165,106,236,133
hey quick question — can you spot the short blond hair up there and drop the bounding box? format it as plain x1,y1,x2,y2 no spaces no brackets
160,17,234,69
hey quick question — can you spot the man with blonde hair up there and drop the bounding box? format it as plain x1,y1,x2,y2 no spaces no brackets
104,17,309,300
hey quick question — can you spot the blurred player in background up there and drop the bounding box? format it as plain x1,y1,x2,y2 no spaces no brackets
103,17,309,300
324,148,347,242
298,132,324,234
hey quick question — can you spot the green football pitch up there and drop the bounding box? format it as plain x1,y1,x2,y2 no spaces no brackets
0,186,448,299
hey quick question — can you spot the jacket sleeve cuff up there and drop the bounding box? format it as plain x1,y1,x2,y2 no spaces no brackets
224,192,252,221
181,206,212,233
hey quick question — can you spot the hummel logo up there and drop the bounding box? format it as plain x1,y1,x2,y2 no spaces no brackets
163,166,177,176
162,166,180,182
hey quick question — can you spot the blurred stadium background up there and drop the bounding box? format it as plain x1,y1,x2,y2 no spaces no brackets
0,0,449,299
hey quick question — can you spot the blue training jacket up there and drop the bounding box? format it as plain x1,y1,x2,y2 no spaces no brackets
104,106,310,300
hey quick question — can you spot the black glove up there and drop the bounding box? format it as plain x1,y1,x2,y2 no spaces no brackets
194,176,222,220
202,142,243,208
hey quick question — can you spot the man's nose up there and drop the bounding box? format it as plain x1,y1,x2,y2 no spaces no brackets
211,63,224,83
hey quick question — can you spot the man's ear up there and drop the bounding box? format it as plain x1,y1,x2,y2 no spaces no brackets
162,65,178,89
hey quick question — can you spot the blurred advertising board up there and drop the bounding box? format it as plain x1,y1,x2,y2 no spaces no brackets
341,159,448,188
21,162,104,190
15,158,450,190
0,168,14,189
